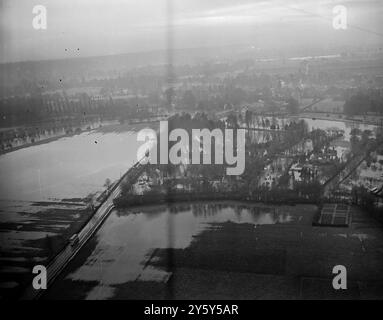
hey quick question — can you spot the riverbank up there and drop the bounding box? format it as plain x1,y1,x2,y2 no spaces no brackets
0,132,79,156
0,119,118,156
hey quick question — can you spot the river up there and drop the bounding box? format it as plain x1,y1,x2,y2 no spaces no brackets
0,123,148,202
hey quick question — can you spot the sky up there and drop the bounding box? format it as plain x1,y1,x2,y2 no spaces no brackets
0,0,383,63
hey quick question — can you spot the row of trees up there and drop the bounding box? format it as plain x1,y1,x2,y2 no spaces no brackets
344,91,383,115
0,92,153,127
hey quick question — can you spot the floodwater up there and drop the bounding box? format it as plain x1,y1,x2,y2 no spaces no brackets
47,202,296,300
243,116,379,145
299,117,378,141
0,117,378,202
0,124,146,202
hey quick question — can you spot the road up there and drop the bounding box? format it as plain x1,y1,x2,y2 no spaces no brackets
323,154,365,197
322,140,383,197
300,98,324,112
20,160,147,300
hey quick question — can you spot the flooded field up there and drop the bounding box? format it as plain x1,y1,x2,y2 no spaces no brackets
0,200,92,297
44,202,305,299
243,115,379,145
299,117,378,141
44,201,383,300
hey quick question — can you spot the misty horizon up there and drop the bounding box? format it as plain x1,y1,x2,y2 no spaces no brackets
1,0,383,64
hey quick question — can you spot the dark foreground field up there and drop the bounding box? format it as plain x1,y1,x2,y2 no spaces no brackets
0,200,92,299
43,202,383,300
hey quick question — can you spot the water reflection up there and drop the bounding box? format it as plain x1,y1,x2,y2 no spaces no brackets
65,202,293,299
